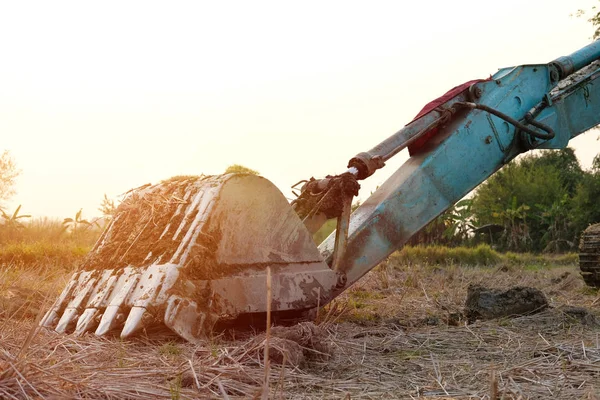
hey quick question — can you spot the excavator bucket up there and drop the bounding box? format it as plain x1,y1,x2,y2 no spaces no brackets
41,174,340,343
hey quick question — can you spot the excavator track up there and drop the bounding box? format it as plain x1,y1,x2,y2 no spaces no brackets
579,224,600,288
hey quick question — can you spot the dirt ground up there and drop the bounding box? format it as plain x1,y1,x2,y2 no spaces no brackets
1,258,599,399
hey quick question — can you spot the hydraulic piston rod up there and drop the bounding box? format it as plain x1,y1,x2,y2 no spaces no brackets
551,40,600,79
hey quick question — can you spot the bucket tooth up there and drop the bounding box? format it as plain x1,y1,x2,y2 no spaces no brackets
74,308,100,336
120,306,147,338
40,309,60,329
164,295,210,344
55,308,80,333
95,305,123,336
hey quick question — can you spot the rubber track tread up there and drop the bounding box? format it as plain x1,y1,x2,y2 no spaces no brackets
579,223,600,288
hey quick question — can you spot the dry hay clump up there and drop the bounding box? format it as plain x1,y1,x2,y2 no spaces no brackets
0,319,336,399
2,256,600,399
0,286,44,320
82,176,208,272
1,299,600,398
249,322,332,367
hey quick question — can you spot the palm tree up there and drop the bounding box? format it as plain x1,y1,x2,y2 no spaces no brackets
0,205,31,229
63,209,97,235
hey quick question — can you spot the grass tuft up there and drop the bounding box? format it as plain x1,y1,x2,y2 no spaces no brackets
0,242,90,267
391,244,577,268
159,341,182,357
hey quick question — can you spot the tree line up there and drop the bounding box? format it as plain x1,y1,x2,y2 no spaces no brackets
411,148,600,253
0,147,598,254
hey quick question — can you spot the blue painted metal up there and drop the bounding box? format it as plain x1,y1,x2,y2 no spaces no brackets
552,40,600,79
319,42,600,296
534,64,600,149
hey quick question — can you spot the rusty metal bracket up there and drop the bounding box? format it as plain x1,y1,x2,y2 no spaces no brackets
331,194,352,273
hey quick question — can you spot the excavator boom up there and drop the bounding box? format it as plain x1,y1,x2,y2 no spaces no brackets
43,41,600,342
318,40,600,292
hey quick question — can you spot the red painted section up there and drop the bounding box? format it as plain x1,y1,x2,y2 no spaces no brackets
408,79,488,155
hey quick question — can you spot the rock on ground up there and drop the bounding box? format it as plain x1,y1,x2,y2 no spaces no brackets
256,322,331,367
465,284,548,322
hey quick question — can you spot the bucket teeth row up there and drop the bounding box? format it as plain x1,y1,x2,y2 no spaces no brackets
40,177,228,341
42,264,188,339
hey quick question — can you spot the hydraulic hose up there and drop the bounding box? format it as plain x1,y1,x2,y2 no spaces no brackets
454,102,555,140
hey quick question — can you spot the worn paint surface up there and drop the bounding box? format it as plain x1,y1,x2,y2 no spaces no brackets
320,41,600,296
42,175,336,342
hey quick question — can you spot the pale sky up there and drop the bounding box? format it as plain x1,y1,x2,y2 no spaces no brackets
1,0,599,219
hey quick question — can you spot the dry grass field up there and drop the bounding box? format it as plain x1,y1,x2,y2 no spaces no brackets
1,249,599,399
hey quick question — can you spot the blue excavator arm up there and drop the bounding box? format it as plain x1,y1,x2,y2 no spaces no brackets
43,41,600,343
308,40,600,299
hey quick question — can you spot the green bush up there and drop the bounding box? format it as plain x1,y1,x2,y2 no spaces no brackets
0,242,90,267
390,244,576,268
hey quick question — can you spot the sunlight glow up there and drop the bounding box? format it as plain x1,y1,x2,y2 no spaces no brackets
0,0,598,218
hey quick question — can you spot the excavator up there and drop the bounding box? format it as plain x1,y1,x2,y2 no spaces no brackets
42,41,600,343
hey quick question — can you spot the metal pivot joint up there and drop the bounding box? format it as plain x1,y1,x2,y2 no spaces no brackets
291,172,359,275
291,172,360,222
